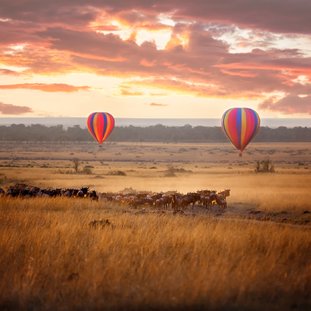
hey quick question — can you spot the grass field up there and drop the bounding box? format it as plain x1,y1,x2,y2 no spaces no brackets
1,142,311,213
0,198,310,311
0,141,310,310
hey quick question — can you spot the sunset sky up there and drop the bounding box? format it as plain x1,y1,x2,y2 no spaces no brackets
0,0,311,118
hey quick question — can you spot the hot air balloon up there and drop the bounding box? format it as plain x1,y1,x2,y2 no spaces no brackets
222,108,260,156
87,112,115,144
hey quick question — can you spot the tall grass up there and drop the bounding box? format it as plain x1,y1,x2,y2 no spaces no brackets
0,198,310,310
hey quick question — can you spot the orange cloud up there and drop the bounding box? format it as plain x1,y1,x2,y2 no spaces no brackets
119,85,144,96
1,1,311,116
259,95,311,115
140,59,156,67
0,83,90,92
0,68,19,75
149,102,167,107
124,78,261,99
215,62,311,75
220,69,257,78
0,102,33,114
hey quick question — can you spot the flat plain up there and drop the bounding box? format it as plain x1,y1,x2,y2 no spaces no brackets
0,141,310,310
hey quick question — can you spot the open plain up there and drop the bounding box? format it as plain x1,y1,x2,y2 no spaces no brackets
0,141,311,310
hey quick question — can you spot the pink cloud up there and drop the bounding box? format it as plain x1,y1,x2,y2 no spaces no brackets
0,102,33,115
0,68,19,75
1,0,308,34
0,83,90,92
1,24,310,104
36,26,310,95
259,95,311,115
0,1,311,115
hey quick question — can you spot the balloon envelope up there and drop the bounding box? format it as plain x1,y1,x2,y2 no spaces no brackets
222,108,260,153
87,112,115,144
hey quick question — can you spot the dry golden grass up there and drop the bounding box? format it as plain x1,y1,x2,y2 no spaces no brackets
0,141,310,309
0,198,310,311
1,141,310,164
1,142,310,214
2,164,311,213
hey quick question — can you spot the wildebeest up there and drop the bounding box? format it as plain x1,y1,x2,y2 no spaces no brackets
88,190,99,201
215,189,230,208
3,184,99,200
155,194,173,209
1,184,229,210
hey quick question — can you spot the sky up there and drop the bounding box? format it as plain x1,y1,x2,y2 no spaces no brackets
0,0,311,118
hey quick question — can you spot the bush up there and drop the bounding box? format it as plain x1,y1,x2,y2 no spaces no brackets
255,160,275,173
107,170,126,176
82,166,93,175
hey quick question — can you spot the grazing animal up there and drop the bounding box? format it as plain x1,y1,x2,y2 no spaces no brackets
2,184,99,200
218,189,230,199
171,194,187,214
88,190,99,201
77,190,85,198
207,190,228,209
1,184,230,210
216,189,230,208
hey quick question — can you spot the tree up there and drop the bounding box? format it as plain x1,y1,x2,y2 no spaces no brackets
72,159,80,173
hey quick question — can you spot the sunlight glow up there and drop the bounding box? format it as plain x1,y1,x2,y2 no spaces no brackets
135,29,172,49
92,16,173,50
4,44,28,56
217,26,311,57
0,18,11,22
158,14,176,27
292,75,309,85
0,63,30,72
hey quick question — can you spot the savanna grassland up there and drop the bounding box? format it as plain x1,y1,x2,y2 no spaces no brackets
0,198,310,311
0,141,311,310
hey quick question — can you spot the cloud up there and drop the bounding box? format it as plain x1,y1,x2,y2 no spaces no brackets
1,0,311,33
0,1,311,115
0,83,90,92
119,85,144,96
1,23,310,104
259,95,311,115
0,68,19,75
124,77,259,98
0,2,98,27
165,0,311,35
148,102,167,107
2,1,310,34
35,26,311,97
0,102,33,114
106,1,311,35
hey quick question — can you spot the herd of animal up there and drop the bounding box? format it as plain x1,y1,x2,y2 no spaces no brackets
100,189,230,211
0,184,98,200
0,184,230,211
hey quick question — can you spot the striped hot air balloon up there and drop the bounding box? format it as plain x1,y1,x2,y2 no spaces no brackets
87,112,115,144
222,108,260,156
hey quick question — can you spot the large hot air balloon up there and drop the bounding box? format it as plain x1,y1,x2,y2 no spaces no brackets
87,112,115,144
222,108,260,156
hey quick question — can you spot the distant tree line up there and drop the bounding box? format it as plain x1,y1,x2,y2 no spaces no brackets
0,124,310,142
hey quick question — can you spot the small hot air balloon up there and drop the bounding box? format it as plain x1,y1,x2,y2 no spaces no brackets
222,108,260,156
87,112,115,144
